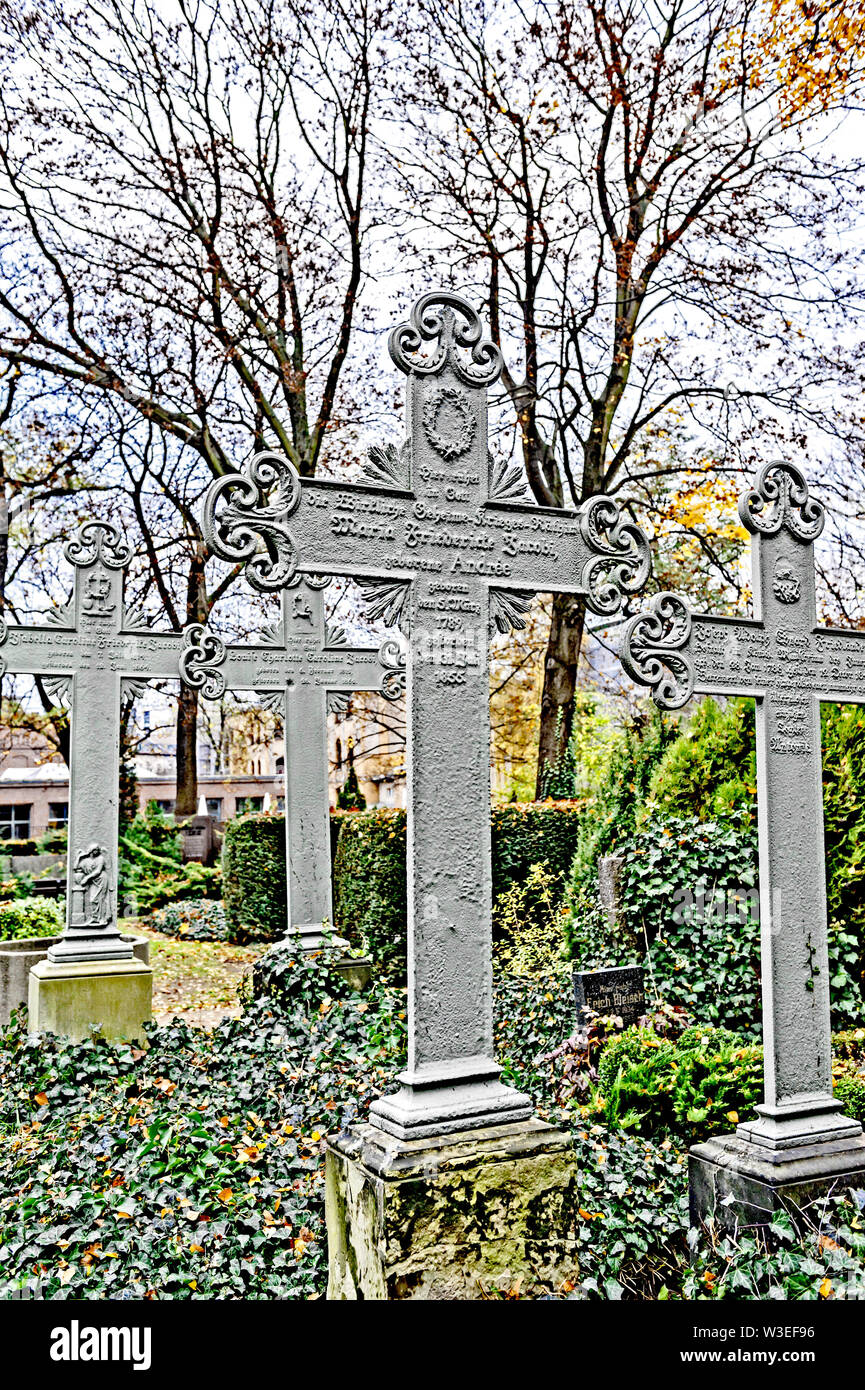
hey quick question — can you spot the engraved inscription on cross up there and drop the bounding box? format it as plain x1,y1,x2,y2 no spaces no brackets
0,521,208,964
623,462,865,1155
184,575,405,952
202,290,650,1140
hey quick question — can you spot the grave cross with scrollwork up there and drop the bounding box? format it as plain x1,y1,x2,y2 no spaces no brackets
183,576,405,952
622,461,865,1155
0,521,216,964
202,290,650,1141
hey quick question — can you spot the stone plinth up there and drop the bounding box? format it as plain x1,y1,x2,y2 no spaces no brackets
0,934,149,1025
325,1119,579,1300
330,955,373,991
690,1118,865,1230
28,956,153,1043
597,854,625,933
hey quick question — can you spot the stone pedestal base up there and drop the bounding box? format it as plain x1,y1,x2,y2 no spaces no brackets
690,1127,865,1230
287,924,350,955
330,956,373,991
28,957,153,1044
1,934,149,1026
325,1118,579,1300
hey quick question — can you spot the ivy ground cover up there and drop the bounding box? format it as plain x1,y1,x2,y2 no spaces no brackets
2,961,865,1300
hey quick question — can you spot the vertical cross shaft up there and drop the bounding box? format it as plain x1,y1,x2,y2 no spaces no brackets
181,578,404,952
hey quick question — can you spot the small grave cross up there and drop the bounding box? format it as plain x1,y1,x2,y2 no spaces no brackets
202,290,650,1140
0,521,211,963
187,576,405,951
623,462,865,1153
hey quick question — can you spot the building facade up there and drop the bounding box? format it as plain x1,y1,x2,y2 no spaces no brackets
0,688,406,838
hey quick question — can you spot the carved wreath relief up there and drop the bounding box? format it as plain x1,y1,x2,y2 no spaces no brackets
422,387,475,461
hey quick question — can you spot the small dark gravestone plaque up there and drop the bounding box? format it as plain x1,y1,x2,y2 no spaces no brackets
573,965,646,1027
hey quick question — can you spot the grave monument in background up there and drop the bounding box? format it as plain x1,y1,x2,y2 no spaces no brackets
623,461,865,1226
184,574,404,953
1,520,213,1040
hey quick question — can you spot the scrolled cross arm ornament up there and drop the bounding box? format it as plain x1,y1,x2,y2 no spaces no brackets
621,592,695,710
202,451,302,592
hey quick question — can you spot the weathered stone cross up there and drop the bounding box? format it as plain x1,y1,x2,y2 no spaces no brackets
203,290,650,1140
623,461,865,1213
0,520,213,964
188,575,405,951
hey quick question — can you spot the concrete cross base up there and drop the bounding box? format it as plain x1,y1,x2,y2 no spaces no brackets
325,1118,579,1300
279,926,351,955
330,956,373,991
370,1060,533,1140
690,1125,865,1231
28,957,153,1044
1,934,149,1025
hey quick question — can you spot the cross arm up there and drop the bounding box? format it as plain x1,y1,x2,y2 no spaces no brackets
202,453,651,617
0,616,77,676
179,627,406,703
201,453,415,591
621,594,765,708
810,626,865,705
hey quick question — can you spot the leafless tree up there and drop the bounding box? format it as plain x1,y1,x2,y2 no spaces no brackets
0,0,385,810
387,0,865,790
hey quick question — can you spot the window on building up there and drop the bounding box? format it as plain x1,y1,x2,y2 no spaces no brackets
142,710,151,732
275,756,285,776
235,796,264,816
335,739,343,768
205,798,223,819
275,796,285,813
0,805,32,839
47,802,69,828
155,799,174,814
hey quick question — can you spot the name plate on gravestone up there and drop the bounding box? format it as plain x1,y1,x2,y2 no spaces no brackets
573,965,646,1027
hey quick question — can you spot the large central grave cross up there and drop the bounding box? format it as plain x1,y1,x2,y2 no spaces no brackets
623,462,865,1197
187,575,405,951
0,520,212,964
203,290,650,1139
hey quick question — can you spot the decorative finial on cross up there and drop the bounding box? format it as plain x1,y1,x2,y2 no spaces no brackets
621,592,694,709
202,450,301,593
387,291,503,386
738,461,825,541
64,519,132,569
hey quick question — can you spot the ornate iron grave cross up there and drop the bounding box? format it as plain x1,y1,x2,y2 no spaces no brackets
186,575,405,952
623,462,865,1161
0,520,212,965
202,290,650,1140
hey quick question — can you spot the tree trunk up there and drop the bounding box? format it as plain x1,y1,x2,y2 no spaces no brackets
174,544,208,818
175,682,199,817
535,592,586,798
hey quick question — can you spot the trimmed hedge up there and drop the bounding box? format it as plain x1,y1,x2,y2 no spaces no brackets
331,809,406,977
0,897,65,940
490,801,584,904
223,803,586,966
222,814,287,943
